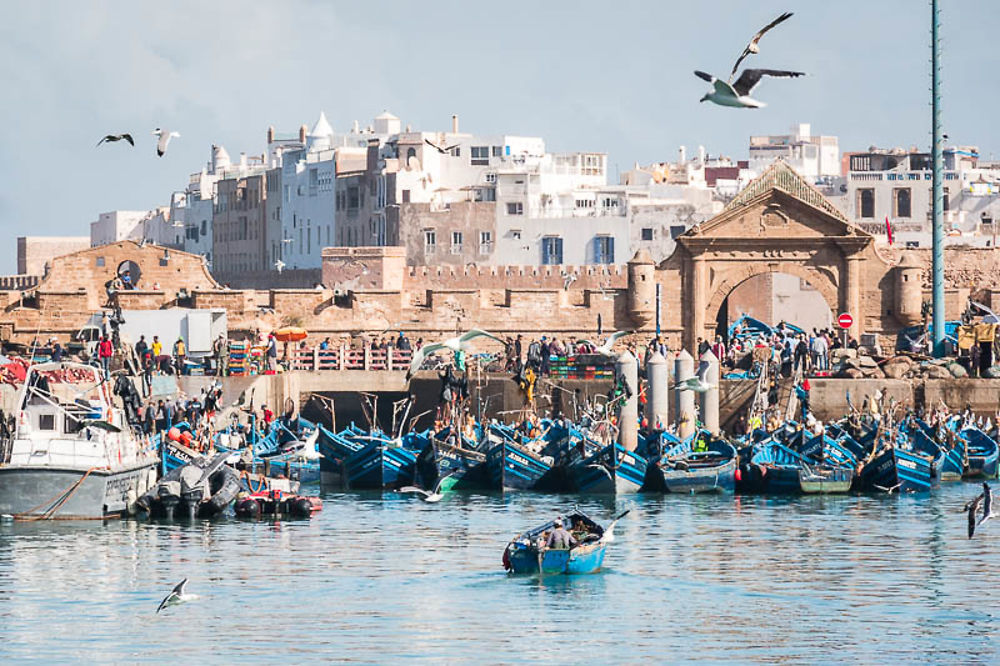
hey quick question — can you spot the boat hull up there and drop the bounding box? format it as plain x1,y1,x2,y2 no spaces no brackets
0,462,158,519
798,467,854,494
570,443,646,494
344,444,417,490
486,440,558,492
506,542,608,575
858,447,933,493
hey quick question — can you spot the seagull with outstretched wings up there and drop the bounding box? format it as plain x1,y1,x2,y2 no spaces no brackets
97,133,134,147
695,68,805,109
729,12,795,81
405,328,505,380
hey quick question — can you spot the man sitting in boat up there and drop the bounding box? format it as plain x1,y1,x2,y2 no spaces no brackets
545,518,579,550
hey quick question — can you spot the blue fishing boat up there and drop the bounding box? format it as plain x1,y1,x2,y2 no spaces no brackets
569,441,647,494
316,424,365,486
644,431,736,493
857,444,934,493
415,427,489,491
959,426,999,480
739,439,811,494
341,429,419,490
502,510,628,575
484,422,566,492
214,417,321,484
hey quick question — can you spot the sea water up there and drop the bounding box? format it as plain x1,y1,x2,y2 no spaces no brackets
0,483,995,664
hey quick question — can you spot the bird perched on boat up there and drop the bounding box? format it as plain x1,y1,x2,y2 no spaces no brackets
578,330,632,358
152,128,181,157
405,329,505,380
398,473,456,503
728,11,794,80
96,133,134,147
695,68,804,109
156,578,198,613
966,482,994,539
673,360,715,393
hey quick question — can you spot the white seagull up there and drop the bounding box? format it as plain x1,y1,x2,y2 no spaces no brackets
729,11,795,81
578,330,632,358
599,509,631,544
966,482,994,539
152,128,181,157
673,359,716,393
405,328,505,380
695,68,805,109
398,473,455,503
156,578,198,613
274,259,286,274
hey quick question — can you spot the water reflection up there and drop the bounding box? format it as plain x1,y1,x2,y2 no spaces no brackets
0,483,997,661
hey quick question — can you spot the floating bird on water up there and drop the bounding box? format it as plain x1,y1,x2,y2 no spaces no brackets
966,482,994,539
405,328,505,380
578,330,632,358
152,128,181,157
398,473,456,503
97,133,134,147
156,578,198,613
674,359,716,393
728,11,794,80
695,68,805,109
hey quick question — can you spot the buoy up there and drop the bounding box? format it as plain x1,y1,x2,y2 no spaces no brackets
734,468,742,482
167,427,181,442
179,431,193,446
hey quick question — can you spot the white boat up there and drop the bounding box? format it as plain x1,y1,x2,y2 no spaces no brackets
0,362,158,519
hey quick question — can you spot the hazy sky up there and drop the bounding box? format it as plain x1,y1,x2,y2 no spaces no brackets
2,1,996,272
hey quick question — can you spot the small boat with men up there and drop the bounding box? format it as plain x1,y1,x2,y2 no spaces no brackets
502,509,628,575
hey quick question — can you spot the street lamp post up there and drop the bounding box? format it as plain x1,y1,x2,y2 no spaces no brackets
931,0,945,357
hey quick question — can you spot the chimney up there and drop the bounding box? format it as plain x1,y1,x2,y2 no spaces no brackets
299,124,307,143
678,145,687,163
267,125,275,144
451,114,459,134
698,145,706,164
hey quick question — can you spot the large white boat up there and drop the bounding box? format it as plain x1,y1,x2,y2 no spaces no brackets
0,362,158,519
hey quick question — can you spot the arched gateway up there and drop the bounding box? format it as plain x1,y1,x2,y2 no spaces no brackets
648,161,884,351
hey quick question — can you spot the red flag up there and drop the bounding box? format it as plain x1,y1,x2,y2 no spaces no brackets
885,216,894,245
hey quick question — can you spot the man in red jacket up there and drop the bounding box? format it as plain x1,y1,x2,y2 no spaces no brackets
98,336,114,376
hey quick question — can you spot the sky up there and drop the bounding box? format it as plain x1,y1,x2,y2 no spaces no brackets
1,0,997,273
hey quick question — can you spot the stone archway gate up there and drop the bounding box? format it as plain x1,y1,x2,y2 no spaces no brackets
662,161,875,350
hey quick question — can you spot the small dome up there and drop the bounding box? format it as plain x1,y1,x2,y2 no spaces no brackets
212,144,231,170
309,111,334,138
898,251,922,269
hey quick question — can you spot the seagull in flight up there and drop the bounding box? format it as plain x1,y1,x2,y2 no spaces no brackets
424,138,461,155
578,330,632,358
966,482,994,539
674,359,716,393
398,473,455,503
156,578,198,613
153,128,181,157
405,328,505,380
274,259,286,274
97,133,134,147
729,12,795,81
695,69,805,109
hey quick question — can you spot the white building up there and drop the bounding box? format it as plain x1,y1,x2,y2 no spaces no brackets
90,208,182,248
748,123,840,183
835,145,1000,247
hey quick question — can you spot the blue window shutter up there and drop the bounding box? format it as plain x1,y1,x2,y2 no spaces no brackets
608,236,614,264
556,237,563,264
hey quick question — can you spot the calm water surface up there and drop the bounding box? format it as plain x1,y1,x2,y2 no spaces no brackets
0,483,996,664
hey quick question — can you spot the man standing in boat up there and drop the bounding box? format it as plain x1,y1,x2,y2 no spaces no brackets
545,518,578,550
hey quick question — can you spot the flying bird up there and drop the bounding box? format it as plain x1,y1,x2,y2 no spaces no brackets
405,329,505,380
97,133,134,147
674,359,716,393
599,509,631,544
398,473,455,503
729,12,795,81
274,259,286,274
966,482,994,539
156,578,198,613
153,128,181,157
424,138,460,155
578,331,632,358
695,69,805,109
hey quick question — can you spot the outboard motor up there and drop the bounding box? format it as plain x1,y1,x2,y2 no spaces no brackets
178,465,205,521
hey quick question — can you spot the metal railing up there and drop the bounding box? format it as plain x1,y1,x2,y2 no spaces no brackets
286,346,414,372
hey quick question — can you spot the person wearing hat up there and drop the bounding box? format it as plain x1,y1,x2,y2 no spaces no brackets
545,517,578,550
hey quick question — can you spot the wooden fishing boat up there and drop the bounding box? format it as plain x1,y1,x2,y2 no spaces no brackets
484,423,566,492
316,424,364,486
415,428,489,491
568,441,647,494
644,432,736,493
959,427,999,480
797,464,853,493
341,430,419,490
857,445,933,493
502,510,627,575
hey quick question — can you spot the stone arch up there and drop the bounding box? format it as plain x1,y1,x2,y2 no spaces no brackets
704,261,841,331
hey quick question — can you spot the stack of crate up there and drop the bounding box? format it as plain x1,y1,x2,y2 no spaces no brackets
228,341,250,376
